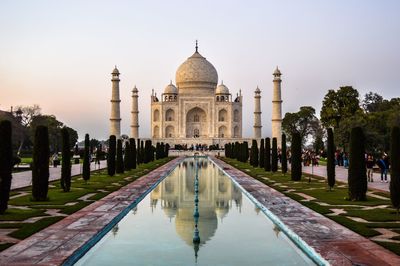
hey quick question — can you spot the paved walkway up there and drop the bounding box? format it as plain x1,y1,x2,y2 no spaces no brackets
212,157,400,266
11,161,108,190
301,164,391,192
0,157,184,265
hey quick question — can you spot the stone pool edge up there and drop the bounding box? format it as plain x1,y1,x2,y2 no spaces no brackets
209,157,328,266
210,156,400,266
0,157,185,266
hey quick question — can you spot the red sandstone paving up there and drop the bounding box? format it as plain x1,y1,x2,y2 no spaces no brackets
0,157,184,266
2,156,399,265
211,157,400,266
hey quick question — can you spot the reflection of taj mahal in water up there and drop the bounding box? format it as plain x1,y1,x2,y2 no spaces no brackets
150,159,242,246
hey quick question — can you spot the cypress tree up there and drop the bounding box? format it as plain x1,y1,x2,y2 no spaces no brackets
291,132,302,181
136,138,141,164
271,138,278,172
165,143,170,157
124,141,131,171
82,134,90,182
130,138,137,169
327,128,335,190
348,127,367,201
107,135,116,176
264,138,271,171
234,142,240,160
244,141,249,163
61,127,71,192
116,139,124,173
140,140,145,163
156,142,161,160
259,139,265,168
250,140,259,167
281,134,288,174
144,140,152,163
32,125,50,201
390,126,400,212
0,120,13,214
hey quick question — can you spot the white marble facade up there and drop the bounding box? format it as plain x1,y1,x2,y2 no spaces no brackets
151,45,243,146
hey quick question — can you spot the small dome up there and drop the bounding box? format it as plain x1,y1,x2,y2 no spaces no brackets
273,66,281,76
216,82,229,94
164,81,178,94
255,86,261,93
176,51,218,88
132,85,138,92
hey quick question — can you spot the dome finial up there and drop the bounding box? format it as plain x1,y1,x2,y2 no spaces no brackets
195,40,198,52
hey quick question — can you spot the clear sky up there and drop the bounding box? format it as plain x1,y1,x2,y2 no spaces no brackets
1,0,399,140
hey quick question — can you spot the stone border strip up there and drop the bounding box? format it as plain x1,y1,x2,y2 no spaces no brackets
0,157,184,266
210,157,400,266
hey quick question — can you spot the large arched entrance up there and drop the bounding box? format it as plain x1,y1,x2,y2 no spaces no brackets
186,107,207,138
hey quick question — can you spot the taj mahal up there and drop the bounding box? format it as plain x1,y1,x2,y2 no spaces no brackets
109,42,283,146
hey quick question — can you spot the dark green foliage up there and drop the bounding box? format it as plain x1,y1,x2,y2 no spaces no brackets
327,128,335,190
281,134,287,174
250,140,259,167
390,126,400,211
144,140,153,163
107,135,116,176
348,127,367,201
271,138,278,172
130,138,137,169
165,143,170,157
82,134,90,181
140,140,145,163
156,142,161,160
116,139,124,173
32,126,49,201
124,141,131,171
234,142,240,160
291,132,302,181
244,141,249,162
259,139,265,168
136,138,141,164
0,120,13,214
264,138,271,171
60,127,71,192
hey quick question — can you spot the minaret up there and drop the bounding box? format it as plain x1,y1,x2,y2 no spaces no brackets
131,85,139,138
110,66,121,138
253,86,262,139
272,67,283,146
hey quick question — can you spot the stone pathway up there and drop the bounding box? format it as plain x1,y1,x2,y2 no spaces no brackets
300,164,390,192
0,157,184,265
11,161,107,190
212,157,400,266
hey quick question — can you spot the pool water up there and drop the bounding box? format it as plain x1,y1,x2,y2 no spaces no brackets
74,157,314,265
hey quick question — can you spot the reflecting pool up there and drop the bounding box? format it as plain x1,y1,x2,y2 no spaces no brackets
75,157,314,265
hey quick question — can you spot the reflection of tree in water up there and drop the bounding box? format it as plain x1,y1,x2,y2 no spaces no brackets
112,224,119,237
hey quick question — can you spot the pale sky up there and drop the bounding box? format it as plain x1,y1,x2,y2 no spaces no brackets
1,0,399,140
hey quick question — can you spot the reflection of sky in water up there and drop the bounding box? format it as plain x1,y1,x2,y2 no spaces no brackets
75,158,314,265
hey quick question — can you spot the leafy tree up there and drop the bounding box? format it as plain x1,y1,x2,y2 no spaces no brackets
264,138,271,171
61,127,71,192
281,134,287,174
107,135,116,176
282,106,320,145
390,126,400,212
313,124,325,154
348,127,367,201
362,92,384,113
90,138,100,154
130,138,137,169
320,86,361,128
271,138,278,172
327,128,335,190
116,139,124,173
259,139,265,168
14,105,41,127
124,141,131,171
291,132,302,181
0,120,13,214
32,125,49,201
82,134,90,182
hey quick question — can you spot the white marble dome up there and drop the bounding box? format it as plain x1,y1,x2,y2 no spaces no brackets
216,82,229,94
164,82,178,94
175,51,218,88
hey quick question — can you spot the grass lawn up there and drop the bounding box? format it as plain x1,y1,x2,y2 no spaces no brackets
0,157,173,252
222,157,400,256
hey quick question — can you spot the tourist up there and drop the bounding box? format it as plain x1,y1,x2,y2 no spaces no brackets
377,154,388,183
366,154,375,182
